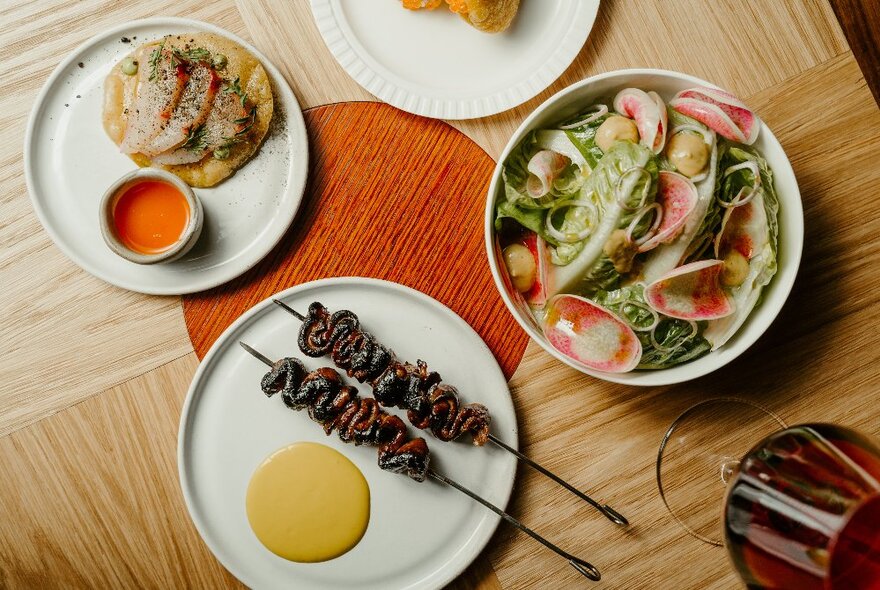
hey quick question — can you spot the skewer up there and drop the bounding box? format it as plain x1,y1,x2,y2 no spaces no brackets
240,341,601,582
271,298,628,527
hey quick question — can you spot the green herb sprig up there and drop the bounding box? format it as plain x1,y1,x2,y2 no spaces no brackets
171,46,211,66
148,38,166,81
181,124,208,152
223,77,247,108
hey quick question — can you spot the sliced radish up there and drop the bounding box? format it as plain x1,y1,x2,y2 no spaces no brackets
645,260,735,320
523,233,550,308
675,87,760,144
526,150,570,198
542,294,642,373
714,192,769,261
638,171,699,253
613,88,665,153
669,97,747,143
649,91,668,152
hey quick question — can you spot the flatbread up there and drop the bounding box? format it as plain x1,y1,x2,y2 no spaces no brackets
103,33,273,188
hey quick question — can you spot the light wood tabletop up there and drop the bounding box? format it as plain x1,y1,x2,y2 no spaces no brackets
2,1,879,588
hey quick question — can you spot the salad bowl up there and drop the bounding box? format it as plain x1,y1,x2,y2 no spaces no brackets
484,69,803,386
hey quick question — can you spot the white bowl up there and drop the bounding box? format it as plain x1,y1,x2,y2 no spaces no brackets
484,69,804,386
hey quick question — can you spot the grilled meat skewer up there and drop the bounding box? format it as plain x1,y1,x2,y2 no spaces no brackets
240,342,602,582
273,299,630,527
297,302,491,445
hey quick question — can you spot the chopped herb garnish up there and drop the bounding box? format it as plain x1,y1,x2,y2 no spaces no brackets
234,105,257,137
223,77,247,107
172,46,211,65
148,39,166,81
181,124,208,152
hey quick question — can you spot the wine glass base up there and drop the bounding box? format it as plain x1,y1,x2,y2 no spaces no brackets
656,398,787,546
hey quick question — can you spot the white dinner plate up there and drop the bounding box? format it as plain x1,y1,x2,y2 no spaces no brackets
24,17,308,295
178,277,518,590
310,0,600,119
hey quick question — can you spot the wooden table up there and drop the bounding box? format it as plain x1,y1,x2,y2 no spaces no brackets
2,1,879,588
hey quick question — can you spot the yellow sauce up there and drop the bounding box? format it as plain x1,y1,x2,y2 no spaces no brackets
246,442,370,562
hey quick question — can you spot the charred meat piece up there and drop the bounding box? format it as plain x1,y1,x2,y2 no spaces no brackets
260,357,430,482
297,302,492,446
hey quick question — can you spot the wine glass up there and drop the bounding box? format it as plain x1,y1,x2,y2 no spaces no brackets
657,398,880,589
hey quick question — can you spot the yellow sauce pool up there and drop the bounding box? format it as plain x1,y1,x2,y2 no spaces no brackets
246,442,370,562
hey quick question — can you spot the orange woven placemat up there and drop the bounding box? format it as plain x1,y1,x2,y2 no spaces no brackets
182,102,528,379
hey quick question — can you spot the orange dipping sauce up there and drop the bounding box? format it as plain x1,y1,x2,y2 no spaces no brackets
112,180,190,254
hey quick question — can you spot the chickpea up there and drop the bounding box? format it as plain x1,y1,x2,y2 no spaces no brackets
666,131,710,178
720,251,750,287
502,243,537,293
595,115,639,152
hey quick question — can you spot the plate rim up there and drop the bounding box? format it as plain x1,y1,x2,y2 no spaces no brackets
22,16,309,296
309,0,600,120
177,276,518,590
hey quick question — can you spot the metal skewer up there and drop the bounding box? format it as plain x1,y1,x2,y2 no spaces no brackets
240,341,601,582
271,298,629,527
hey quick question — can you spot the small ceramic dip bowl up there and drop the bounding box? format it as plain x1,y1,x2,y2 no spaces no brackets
99,168,203,264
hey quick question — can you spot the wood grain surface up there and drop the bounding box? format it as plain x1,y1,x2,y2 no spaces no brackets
182,102,528,378
830,0,880,105
1,1,879,589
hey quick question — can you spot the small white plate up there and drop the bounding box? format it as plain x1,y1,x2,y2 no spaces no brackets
24,17,308,295
178,278,517,590
310,0,600,120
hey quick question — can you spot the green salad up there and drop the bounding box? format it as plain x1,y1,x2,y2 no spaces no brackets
495,86,779,373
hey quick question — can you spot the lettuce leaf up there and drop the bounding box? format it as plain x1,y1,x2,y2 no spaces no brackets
546,141,658,299
703,146,779,349
501,131,586,211
593,285,711,369
559,110,608,169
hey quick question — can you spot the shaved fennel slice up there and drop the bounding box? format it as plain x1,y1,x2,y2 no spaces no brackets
641,140,718,283
535,130,589,171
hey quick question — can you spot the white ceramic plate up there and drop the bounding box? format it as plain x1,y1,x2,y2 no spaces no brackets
24,18,308,295
310,0,600,120
485,69,804,386
179,278,517,590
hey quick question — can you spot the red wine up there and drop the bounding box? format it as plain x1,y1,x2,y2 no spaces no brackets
724,424,880,589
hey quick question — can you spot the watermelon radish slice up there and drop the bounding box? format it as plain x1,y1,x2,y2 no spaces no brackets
522,232,550,308
613,88,667,153
714,192,769,261
645,260,735,320
649,91,668,153
638,171,699,253
542,294,642,373
526,150,570,198
669,97,747,144
675,87,760,145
